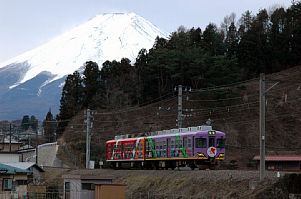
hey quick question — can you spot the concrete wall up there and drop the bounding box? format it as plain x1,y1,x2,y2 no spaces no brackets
20,150,36,162
20,142,62,167
0,153,19,162
37,142,58,166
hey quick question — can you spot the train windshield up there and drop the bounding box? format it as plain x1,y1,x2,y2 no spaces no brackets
216,138,225,148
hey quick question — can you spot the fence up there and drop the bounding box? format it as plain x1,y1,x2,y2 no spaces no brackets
0,191,236,199
128,192,227,199
0,192,61,199
1,191,298,199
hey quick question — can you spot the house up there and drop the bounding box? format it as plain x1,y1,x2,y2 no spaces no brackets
253,155,301,171
0,152,20,163
0,163,30,194
2,162,44,183
0,138,22,152
0,162,44,198
62,170,116,199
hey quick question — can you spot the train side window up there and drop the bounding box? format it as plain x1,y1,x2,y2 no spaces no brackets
156,143,159,150
217,138,225,148
187,138,192,148
171,140,175,148
195,138,207,148
183,138,187,148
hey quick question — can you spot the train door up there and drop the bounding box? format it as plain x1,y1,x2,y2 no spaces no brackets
209,137,215,147
183,136,187,157
192,136,195,156
186,136,193,157
183,137,186,147
167,138,170,158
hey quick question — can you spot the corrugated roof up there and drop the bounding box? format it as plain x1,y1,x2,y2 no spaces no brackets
3,138,22,144
0,163,29,174
3,162,44,172
63,169,114,179
253,155,301,161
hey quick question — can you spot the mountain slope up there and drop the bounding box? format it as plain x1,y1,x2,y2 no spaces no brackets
0,12,167,120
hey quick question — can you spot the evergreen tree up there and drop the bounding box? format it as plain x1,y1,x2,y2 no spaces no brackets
30,115,38,132
21,115,30,131
225,22,239,58
203,23,225,56
188,27,202,46
134,49,148,104
43,110,56,142
57,71,83,135
238,10,253,33
83,61,102,108
270,7,289,71
286,1,301,65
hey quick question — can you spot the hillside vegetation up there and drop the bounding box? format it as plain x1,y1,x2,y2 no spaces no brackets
56,2,301,167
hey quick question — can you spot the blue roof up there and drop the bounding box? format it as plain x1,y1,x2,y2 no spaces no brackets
0,163,30,174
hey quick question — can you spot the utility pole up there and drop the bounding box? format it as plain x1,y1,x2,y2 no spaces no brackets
9,123,12,152
177,85,183,128
259,73,266,181
85,109,91,169
36,129,38,164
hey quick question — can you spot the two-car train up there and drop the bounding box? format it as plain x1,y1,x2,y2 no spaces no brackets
105,125,225,170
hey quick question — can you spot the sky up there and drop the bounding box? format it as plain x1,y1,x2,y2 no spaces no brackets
0,0,292,63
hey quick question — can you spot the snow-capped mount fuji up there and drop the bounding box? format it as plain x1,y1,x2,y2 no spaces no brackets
0,12,167,120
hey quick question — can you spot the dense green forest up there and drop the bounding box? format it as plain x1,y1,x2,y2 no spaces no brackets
56,2,301,135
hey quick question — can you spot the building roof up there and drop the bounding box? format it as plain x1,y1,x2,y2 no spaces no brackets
63,169,114,180
95,183,126,186
2,138,22,144
0,163,29,174
2,162,44,172
63,174,113,180
253,155,301,161
0,152,21,155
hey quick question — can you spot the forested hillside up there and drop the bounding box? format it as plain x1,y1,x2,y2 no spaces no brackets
56,2,301,167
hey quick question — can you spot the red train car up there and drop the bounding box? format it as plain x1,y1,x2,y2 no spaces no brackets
106,137,145,168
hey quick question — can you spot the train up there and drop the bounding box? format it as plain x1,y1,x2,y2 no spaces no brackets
105,125,225,170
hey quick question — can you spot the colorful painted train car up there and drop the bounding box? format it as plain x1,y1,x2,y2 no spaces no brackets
105,126,225,169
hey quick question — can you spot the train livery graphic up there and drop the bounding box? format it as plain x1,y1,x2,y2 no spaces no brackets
105,125,225,169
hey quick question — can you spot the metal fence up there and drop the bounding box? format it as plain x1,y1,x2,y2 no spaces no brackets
128,192,301,199
0,192,61,199
0,191,97,199
1,191,299,199
1,191,211,199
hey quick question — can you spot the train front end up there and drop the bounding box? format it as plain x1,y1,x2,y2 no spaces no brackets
194,129,225,168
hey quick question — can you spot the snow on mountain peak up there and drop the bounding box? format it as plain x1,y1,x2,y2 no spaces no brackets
0,12,167,88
